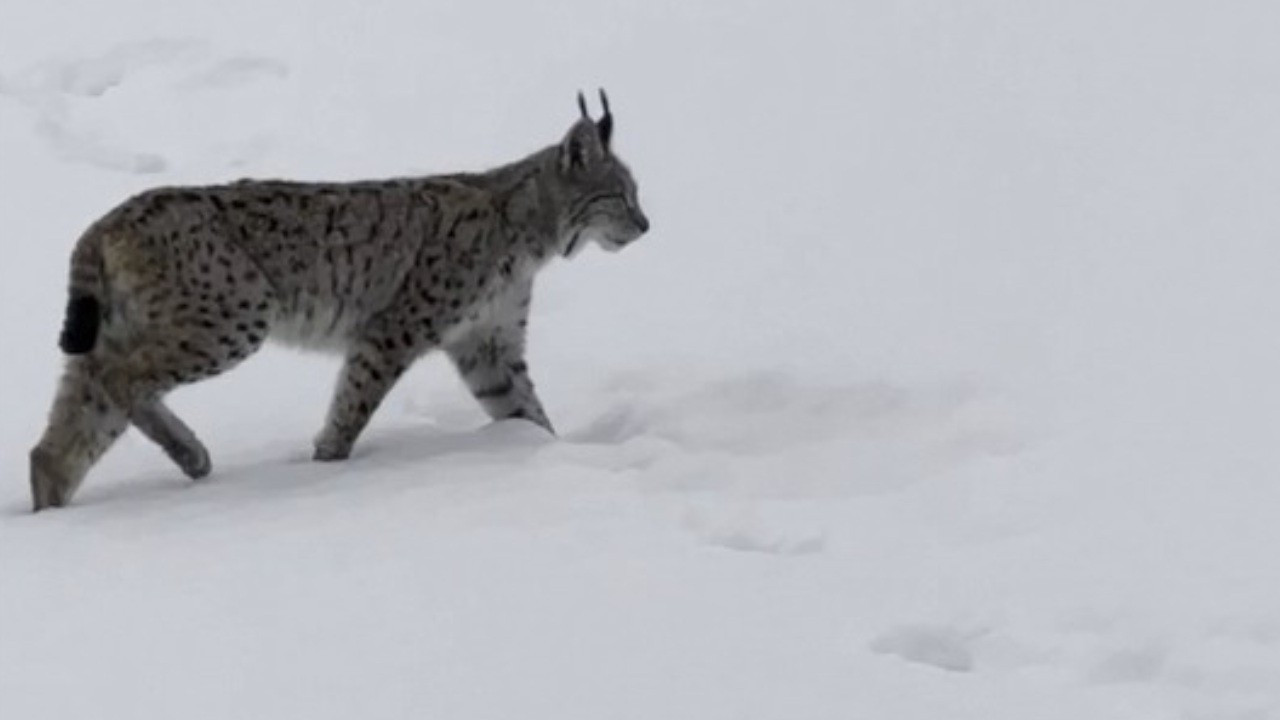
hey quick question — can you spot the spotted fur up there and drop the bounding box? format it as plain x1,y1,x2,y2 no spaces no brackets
29,93,648,510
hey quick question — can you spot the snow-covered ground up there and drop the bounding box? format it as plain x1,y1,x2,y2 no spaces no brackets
2,1,1278,717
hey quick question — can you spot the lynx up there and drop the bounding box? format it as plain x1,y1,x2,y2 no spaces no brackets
29,91,648,510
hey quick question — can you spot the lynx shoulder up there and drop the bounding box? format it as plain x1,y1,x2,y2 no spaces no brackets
30,91,648,510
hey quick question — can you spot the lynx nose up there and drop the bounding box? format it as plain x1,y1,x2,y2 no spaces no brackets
631,208,650,234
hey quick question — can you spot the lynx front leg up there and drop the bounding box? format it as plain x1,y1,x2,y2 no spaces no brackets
314,337,416,461
448,325,554,434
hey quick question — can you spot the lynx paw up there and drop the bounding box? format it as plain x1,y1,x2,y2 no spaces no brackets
172,443,211,480
312,441,351,462
30,448,71,511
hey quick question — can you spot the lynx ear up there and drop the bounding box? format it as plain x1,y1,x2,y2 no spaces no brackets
560,97,605,174
576,89,613,149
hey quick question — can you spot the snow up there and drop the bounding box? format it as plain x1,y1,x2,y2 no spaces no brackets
2,1,1279,718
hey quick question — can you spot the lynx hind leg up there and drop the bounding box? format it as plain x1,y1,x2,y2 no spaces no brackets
131,398,210,480
34,309,269,508
30,357,129,511
108,293,275,478
109,224,279,440
30,232,278,510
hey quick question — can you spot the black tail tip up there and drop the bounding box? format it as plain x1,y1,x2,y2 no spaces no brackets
58,294,100,354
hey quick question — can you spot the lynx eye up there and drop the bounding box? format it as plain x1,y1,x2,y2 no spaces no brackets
598,194,632,213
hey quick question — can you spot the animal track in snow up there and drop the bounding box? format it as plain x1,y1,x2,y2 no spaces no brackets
908,609,1280,717
870,624,978,673
34,112,168,174
0,39,289,174
1084,641,1170,684
682,507,826,556
569,371,1028,498
175,56,290,91
37,38,205,98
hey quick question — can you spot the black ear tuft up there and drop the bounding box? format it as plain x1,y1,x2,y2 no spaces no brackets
597,88,613,148
577,91,589,119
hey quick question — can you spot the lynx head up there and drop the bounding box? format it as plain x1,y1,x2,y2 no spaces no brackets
551,90,649,258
